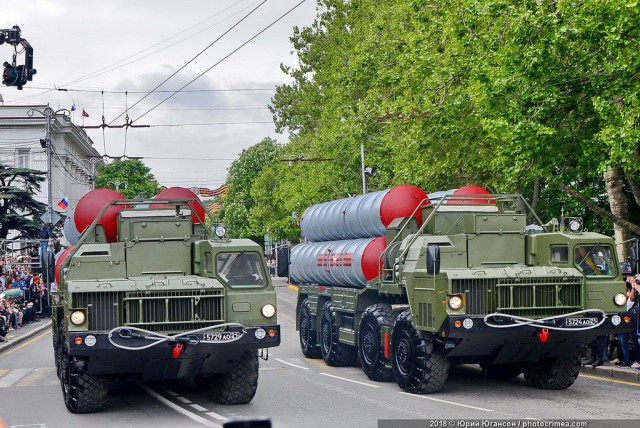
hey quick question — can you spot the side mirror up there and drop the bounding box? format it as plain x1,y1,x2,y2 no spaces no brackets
41,250,55,284
276,247,290,278
426,244,440,275
631,244,638,275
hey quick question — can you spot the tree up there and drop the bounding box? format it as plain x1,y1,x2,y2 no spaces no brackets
94,159,160,199
267,0,640,256
221,138,281,239
0,164,47,240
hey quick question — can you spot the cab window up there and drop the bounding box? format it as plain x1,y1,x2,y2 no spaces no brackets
550,245,568,263
574,245,616,277
216,252,266,287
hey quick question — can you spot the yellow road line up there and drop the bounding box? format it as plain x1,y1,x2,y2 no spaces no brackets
16,367,52,387
287,284,299,291
0,330,50,359
580,373,640,387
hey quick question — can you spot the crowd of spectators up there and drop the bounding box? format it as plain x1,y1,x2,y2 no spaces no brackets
0,258,50,343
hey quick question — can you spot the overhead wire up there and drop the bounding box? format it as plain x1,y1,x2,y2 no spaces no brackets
132,0,308,125
108,0,268,127
9,0,254,104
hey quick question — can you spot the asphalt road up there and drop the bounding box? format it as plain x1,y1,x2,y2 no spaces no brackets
1,278,639,428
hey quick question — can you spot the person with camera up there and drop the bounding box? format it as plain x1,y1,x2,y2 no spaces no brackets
619,276,640,369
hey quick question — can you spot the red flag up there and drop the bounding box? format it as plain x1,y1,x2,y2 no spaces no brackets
82,109,89,117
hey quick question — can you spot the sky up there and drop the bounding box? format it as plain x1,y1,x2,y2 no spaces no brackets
1,0,319,190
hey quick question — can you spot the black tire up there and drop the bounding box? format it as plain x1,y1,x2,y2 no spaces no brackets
481,363,523,379
358,303,397,381
391,310,449,393
52,323,60,377
523,354,581,390
320,301,357,366
210,350,259,404
59,342,108,413
299,298,321,358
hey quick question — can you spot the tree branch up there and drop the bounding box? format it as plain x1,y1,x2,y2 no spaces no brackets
558,183,640,235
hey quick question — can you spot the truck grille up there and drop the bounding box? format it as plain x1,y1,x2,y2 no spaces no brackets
453,277,583,317
73,289,225,333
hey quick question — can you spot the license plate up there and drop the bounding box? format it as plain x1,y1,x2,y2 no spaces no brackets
202,331,242,341
565,317,599,327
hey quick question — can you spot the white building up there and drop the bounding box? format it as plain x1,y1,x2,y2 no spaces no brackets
0,104,104,225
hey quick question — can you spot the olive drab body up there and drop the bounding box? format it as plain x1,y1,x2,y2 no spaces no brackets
50,188,280,414
290,185,633,394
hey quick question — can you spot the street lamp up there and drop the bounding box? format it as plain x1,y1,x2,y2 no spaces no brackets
27,105,71,224
108,180,128,192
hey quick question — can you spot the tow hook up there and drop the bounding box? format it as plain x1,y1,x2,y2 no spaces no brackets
537,328,549,343
172,343,185,358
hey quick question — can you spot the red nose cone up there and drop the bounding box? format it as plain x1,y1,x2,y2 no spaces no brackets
151,187,205,224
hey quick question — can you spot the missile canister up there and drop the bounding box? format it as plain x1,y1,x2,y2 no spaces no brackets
63,188,125,244
150,187,205,224
289,236,386,288
300,185,428,242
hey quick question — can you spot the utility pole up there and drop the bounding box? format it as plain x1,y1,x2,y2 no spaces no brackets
361,143,366,194
28,105,71,224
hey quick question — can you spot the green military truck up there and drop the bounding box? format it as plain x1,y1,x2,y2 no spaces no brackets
286,185,633,393
48,190,279,413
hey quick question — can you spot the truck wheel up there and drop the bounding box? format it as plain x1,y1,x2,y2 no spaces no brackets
391,310,449,393
320,301,357,366
210,350,259,404
52,323,60,377
481,363,523,379
358,303,397,381
523,354,581,390
299,298,321,358
59,343,108,413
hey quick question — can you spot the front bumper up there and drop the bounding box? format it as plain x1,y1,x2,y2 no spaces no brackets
66,324,280,380
439,312,633,364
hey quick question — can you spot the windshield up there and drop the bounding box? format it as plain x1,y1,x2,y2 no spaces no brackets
216,252,266,287
574,245,616,277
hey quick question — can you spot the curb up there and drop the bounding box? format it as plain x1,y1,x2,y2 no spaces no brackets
580,363,640,383
0,318,52,353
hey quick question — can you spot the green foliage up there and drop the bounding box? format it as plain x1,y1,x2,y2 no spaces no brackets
0,164,47,239
221,138,282,238
94,159,160,199
258,0,640,234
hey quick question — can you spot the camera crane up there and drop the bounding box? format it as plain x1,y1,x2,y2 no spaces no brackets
0,25,36,90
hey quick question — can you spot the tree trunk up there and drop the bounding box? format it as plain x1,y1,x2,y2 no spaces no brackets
604,167,629,261
530,178,541,224
558,183,640,236
624,170,640,207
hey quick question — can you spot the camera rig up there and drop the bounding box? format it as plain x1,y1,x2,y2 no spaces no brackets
0,25,36,90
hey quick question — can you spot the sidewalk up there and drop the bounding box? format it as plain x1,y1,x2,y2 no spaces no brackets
0,316,51,353
581,359,640,383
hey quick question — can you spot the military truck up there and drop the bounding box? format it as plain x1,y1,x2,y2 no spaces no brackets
48,189,280,413
284,185,633,393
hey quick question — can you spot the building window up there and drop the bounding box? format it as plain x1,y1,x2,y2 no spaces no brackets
16,148,30,168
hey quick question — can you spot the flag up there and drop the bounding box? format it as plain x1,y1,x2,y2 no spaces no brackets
82,109,89,117
57,195,69,210
71,102,76,112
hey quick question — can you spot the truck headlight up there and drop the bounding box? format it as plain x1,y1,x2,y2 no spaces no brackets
70,310,86,326
568,219,582,232
214,225,226,238
261,304,276,318
613,292,627,306
448,295,464,310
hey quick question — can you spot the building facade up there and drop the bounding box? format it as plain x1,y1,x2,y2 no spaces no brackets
0,104,103,225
